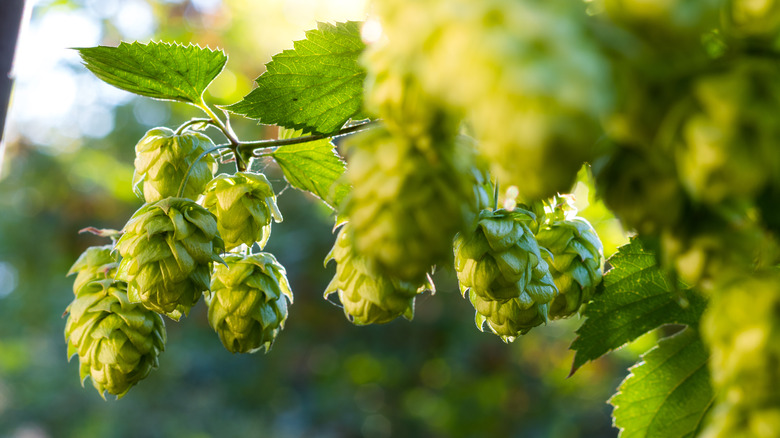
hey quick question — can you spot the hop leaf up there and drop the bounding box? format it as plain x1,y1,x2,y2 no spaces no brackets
115,197,224,320
65,278,166,399
201,172,282,251
132,127,217,202
207,253,293,354
454,208,558,340
324,223,434,325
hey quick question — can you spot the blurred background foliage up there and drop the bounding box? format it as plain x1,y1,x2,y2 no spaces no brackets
0,1,635,436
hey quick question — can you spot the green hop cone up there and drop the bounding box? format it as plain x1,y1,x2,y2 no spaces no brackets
701,273,780,438
535,198,604,319
324,223,434,325
201,172,282,251
454,208,558,339
342,126,477,283
206,253,293,354
65,278,166,399
116,197,225,320
132,127,217,202
68,244,120,295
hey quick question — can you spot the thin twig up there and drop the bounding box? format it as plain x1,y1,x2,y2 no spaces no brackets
238,120,379,157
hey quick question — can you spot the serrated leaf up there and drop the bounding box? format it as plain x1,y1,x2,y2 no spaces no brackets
226,21,366,135
570,238,707,373
610,328,714,438
271,128,350,210
77,41,227,104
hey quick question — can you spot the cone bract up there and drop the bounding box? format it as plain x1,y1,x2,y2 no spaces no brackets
325,223,434,325
132,127,217,202
68,244,120,295
454,209,558,339
536,200,604,319
201,172,282,251
116,197,224,320
207,253,292,354
65,278,166,399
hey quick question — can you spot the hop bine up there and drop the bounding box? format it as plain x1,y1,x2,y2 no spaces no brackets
201,172,282,251
132,127,217,202
454,208,558,341
325,223,434,325
116,197,225,320
207,253,293,354
65,277,166,399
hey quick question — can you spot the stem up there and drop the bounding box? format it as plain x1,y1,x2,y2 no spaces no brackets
239,120,379,157
198,100,245,171
176,145,233,198
175,118,214,135
493,179,499,212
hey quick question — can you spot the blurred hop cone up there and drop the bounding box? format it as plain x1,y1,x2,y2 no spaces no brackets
206,253,293,354
535,198,604,319
116,197,225,320
201,172,282,251
325,223,434,326
454,208,558,340
65,278,166,399
132,127,217,202
68,244,120,295
342,126,476,284
700,273,780,438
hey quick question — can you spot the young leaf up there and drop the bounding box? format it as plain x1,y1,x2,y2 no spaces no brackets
77,41,227,104
610,328,714,438
271,128,350,210
226,21,366,135
570,238,706,373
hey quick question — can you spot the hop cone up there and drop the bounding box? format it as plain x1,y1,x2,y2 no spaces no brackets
132,127,217,202
325,223,434,325
454,209,558,340
116,197,224,320
201,172,282,251
701,273,780,438
68,244,119,295
342,126,477,283
207,253,293,354
536,199,604,319
65,278,165,399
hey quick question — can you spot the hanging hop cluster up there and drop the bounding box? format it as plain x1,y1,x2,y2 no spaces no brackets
325,223,434,325
132,127,217,202
201,172,283,251
535,198,604,319
65,248,166,399
116,197,224,320
454,209,558,341
701,273,780,438
207,253,293,353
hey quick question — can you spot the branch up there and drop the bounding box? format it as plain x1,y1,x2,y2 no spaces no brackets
239,120,378,157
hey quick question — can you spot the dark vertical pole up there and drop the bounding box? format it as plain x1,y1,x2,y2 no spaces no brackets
0,0,26,142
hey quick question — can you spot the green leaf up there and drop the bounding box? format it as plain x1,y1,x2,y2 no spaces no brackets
271,128,350,210
570,238,707,373
77,41,227,104
226,21,366,135
610,328,714,438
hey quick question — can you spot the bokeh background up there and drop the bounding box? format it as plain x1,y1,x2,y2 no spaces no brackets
0,1,642,437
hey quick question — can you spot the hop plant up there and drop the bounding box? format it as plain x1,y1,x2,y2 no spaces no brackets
701,273,780,438
116,197,224,320
341,126,477,283
65,278,166,399
201,172,282,251
132,127,217,202
535,198,604,319
68,244,119,295
206,253,293,354
325,223,434,325
454,208,558,339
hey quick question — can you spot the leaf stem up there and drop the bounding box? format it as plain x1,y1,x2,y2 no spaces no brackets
198,100,246,171
493,179,499,211
239,119,378,157
175,118,214,135
176,145,233,198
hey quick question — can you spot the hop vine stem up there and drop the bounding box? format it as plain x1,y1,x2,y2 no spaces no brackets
198,100,246,171
241,119,379,157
